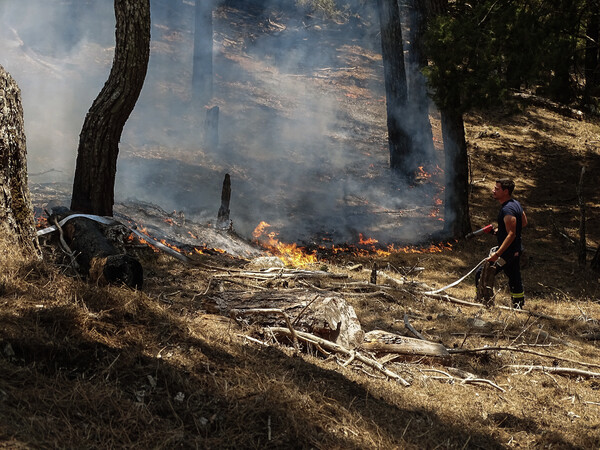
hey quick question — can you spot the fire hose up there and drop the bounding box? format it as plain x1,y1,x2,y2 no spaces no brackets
423,226,497,295
37,213,192,263
423,257,487,295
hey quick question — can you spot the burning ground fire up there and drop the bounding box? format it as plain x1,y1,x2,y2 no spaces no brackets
250,165,451,265
252,221,453,266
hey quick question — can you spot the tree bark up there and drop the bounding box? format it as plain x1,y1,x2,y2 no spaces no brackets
441,105,471,237
584,2,600,103
71,0,151,216
404,0,436,165
376,0,413,180
0,65,40,258
424,0,471,237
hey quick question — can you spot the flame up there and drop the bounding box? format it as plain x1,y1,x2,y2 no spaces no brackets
358,233,378,245
36,216,48,228
252,221,317,266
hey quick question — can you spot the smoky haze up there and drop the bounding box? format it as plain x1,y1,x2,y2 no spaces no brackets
1,0,443,246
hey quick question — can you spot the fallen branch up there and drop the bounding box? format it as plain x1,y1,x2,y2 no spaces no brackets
449,346,600,369
420,368,505,392
269,326,410,386
404,314,426,340
423,292,558,320
213,270,347,281
231,308,299,351
507,365,600,378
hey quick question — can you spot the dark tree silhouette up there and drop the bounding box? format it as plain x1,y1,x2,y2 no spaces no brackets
405,0,436,165
0,65,40,257
71,0,151,216
425,0,471,237
376,0,413,180
584,0,600,104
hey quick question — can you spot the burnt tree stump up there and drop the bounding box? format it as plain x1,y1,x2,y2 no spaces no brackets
217,173,231,228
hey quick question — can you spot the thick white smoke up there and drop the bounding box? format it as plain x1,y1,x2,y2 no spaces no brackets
1,0,442,245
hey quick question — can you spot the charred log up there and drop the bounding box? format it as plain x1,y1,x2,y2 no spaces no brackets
58,214,143,288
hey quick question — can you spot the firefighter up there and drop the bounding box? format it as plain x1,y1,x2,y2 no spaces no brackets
476,178,528,308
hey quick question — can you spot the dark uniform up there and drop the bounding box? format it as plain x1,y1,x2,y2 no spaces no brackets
496,198,525,308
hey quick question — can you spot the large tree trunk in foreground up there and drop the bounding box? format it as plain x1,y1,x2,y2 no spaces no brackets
376,0,413,180
0,65,40,258
71,0,150,216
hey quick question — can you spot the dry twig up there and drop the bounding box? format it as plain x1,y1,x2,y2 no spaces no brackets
269,326,411,386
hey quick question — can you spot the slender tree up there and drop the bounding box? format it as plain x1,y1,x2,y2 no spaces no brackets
404,0,436,165
424,0,478,237
376,0,413,180
71,0,151,216
584,0,600,104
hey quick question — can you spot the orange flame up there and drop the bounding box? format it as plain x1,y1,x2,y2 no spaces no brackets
252,221,317,266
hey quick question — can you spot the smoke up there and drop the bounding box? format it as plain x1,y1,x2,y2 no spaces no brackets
1,0,442,246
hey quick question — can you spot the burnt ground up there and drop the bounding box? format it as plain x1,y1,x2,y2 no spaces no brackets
2,3,600,449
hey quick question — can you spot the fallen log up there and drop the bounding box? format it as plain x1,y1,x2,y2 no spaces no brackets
362,330,450,359
57,212,143,288
203,291,363,348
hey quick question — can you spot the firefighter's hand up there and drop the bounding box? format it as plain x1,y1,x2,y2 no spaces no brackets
487,252,499,263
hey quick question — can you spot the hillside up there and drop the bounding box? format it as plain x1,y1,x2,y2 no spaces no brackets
2,2,600,449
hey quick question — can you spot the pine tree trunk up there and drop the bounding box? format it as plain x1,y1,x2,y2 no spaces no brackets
441,106,470,238
405,0,436,165
584,4,600,103
376,0,413,180
71,0,151,216
0,65,40,258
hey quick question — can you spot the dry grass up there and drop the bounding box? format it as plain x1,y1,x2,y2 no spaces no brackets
2,150,600,449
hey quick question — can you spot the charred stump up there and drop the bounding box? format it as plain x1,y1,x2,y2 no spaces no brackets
217,173,231,227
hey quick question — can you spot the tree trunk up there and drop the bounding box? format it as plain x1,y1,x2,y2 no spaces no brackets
71,0,151,216
584,3,600,103
424,0,471,237
441,105,470,238
0,65,40,258
376,0,413,180
192,0,214,107
404,0,436,165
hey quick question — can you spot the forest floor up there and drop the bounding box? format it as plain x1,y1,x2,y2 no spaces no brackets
2,2,600,449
